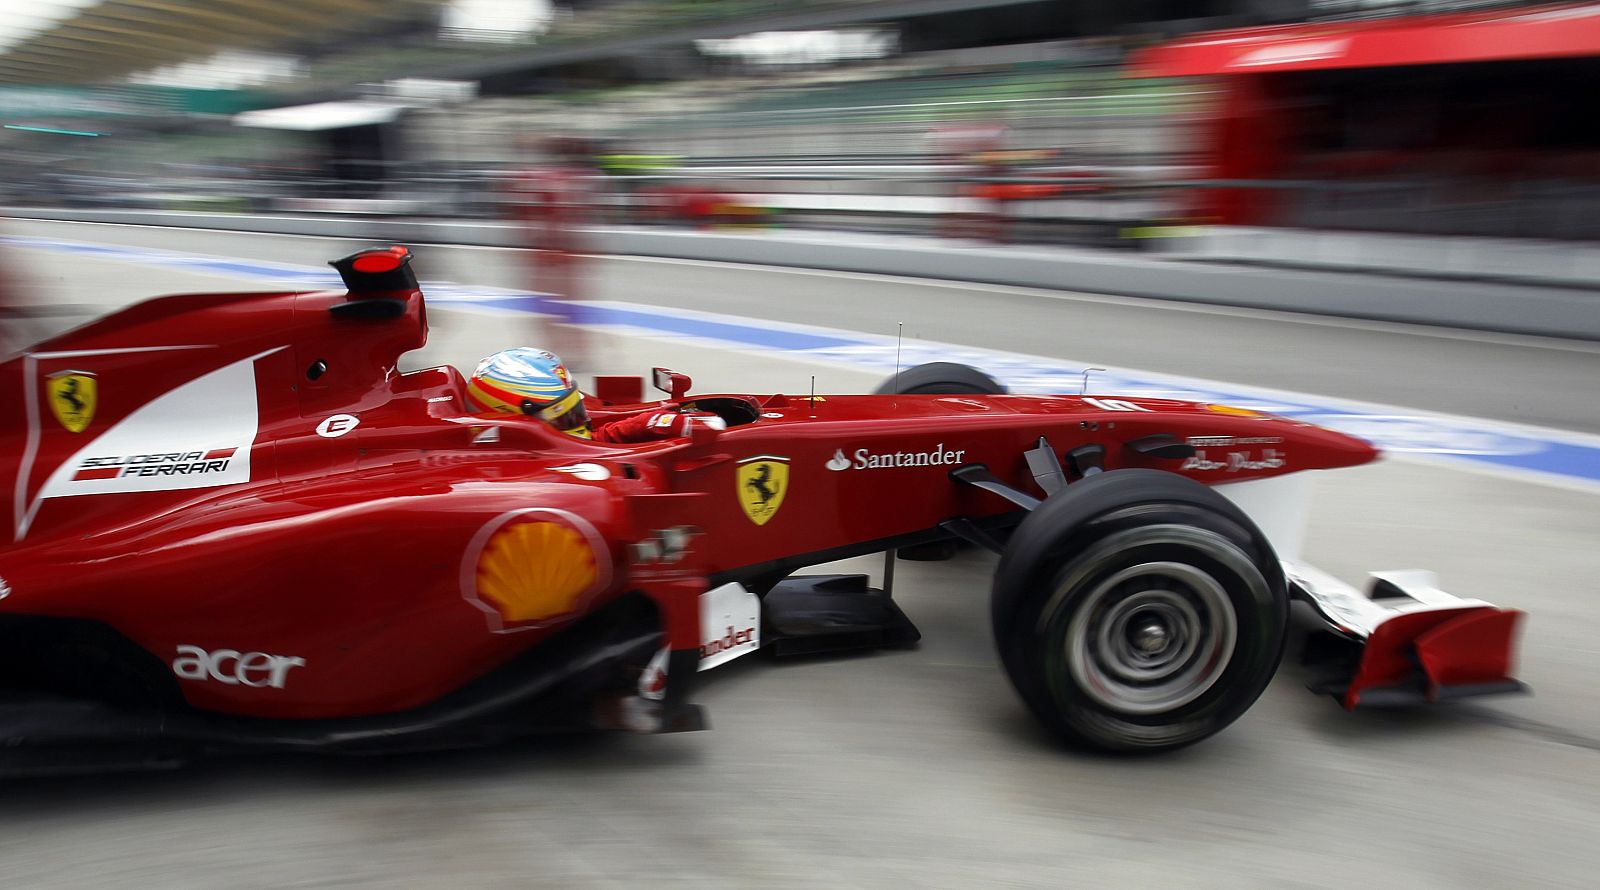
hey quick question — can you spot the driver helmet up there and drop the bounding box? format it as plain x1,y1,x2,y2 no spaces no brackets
466,347,592,438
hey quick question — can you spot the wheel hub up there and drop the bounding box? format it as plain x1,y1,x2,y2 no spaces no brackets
1131,620,1171,655
1065,561,1240,715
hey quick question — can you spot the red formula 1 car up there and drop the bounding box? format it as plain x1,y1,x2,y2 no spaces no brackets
0,247,1524,774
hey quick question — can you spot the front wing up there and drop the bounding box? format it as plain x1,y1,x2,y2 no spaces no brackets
1289,564,1525,708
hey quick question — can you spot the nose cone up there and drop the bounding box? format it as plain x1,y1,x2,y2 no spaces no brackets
1192,402,1381,472
1291,420,1382,470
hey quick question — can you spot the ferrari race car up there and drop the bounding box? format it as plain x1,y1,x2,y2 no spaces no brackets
0,246,1524,774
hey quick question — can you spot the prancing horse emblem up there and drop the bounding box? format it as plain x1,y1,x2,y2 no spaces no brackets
47,371,97,433
736,455,789,526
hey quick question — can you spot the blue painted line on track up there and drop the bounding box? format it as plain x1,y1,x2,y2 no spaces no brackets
7,233,1599,488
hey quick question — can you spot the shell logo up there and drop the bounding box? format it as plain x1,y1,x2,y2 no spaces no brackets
461,509,612,633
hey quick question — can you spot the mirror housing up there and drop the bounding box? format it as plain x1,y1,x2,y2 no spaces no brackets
687,418,723,448
652,367,692,400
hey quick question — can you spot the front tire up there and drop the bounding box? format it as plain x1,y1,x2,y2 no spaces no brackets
991,470,1287,752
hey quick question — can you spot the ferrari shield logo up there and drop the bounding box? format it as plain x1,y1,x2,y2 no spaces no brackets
737,455,788,526
47,371,97,433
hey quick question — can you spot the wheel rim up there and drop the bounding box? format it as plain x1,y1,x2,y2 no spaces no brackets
1065,559,1239,716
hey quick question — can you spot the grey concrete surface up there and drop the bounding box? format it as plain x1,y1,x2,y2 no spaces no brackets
1,228,1598,890
1161,225,1600,288
8,207,1600,340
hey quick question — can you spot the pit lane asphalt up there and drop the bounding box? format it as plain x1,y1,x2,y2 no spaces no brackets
1,221,1598,890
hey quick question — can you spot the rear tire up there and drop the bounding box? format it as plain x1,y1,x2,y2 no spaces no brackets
877,362,1007,560
875,362,1005,395
991,470,1287,752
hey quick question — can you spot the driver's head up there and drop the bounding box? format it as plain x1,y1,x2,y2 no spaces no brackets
466,347,592,438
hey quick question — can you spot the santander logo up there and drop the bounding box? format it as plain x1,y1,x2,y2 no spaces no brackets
826,444,967,471
702,625,757,658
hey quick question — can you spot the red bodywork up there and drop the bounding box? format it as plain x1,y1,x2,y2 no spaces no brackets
0,255,1380,724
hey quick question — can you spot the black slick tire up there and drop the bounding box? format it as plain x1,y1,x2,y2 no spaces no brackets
877,361,1007,560
875,362,1005,395
991,469,1288,753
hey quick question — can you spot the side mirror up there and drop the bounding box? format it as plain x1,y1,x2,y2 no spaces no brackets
652,367,692,400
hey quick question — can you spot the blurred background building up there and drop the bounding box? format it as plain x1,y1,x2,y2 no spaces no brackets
0,1,1593,276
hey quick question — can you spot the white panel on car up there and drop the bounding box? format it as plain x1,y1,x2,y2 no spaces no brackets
698,581,761,671
34,352,269,504
637,581,763,699
1215,473,1312,562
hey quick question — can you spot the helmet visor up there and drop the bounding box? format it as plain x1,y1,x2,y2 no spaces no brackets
533,388,592,438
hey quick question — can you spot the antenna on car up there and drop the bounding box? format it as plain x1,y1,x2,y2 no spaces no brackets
893,322,904,408
809,376,816,418
1080,367,1105,395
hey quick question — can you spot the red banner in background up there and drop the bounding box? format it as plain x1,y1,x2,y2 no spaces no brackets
1134,3,1600,76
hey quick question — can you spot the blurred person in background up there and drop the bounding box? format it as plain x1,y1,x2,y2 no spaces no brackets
0,275,18,359
505,135,599,369
931,122,1012,243
0,261,70,361
0,230,36,360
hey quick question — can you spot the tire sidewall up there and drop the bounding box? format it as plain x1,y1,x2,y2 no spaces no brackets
992,469,1288,752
